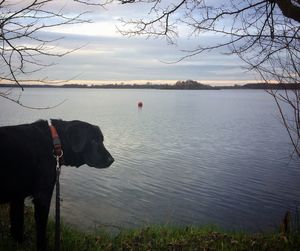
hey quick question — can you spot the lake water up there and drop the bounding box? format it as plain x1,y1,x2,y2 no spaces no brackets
1,88,300,232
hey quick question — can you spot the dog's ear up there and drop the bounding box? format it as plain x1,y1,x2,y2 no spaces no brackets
66,121,88,153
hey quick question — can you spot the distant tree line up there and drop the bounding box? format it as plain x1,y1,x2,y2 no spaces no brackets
1,80,300,90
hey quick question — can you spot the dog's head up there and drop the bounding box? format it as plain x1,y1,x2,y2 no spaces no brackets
64,120,114,169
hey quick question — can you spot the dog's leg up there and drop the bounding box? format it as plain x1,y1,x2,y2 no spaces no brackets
33,193,52,251
9,199,25,242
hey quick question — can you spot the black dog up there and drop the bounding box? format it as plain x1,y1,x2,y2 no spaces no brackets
0,119,114,250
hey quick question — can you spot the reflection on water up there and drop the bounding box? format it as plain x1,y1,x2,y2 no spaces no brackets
1,88,300,232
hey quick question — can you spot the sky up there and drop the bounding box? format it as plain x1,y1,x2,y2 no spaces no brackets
6,0,261,86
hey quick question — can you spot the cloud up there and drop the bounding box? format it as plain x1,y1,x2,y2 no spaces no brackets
31,30,255,85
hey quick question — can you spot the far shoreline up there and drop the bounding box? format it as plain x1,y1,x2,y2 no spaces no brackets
1,80,300,91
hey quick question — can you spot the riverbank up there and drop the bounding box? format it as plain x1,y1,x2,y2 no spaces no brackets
1,205,300,251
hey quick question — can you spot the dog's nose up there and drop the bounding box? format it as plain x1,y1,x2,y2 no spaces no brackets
106,154,114,167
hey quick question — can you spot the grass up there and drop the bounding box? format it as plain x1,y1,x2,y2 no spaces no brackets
1,204,300,251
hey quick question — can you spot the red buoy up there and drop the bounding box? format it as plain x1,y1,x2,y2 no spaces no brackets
138,101,143,108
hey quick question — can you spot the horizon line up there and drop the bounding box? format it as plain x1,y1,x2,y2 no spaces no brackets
0,79,263,87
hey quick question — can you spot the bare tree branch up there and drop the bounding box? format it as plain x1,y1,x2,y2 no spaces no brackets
0,91,67,110
274,0,300,22
0,0,98,106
